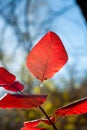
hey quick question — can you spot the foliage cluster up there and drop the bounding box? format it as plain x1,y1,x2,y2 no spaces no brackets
0,78,87,130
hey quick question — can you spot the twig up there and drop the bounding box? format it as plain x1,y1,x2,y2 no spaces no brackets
39,106,57,130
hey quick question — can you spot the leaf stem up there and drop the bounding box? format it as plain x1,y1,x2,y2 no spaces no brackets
39,82,57,130
39,106,58,130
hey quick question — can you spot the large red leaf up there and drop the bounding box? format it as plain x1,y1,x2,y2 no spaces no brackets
0,67,16,85
3,81,24,92
0,94,47,108
24,116,55,127
26,31,68,81
55,97,87,116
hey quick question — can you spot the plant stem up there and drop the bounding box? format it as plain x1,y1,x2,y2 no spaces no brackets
39,81,57,130
16,83,57,129
39,106,58,130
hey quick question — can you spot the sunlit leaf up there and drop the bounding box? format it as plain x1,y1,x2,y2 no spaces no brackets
0,67,16,85
3,81,24,92
24,116,55,127
55,97,87,116
26,31,68,81
0,94,47,108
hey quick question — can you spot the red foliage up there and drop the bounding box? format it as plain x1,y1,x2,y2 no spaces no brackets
0,67,16,85
21,127,46,130
3,81,24,92
55,97,87,116
0,93,47,109
0,31,69,130
0,67,24,92
24,116,55,127
21,117,55,130
26,31,68,81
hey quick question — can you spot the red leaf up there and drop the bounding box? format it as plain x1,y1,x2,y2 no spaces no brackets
21,117,54,130
0,94,47,108
55,97,87,116
26,31,68,81
21,127,46,130
24,120,40,127
0,67,16,85
3,81,24,92
24,116,55,127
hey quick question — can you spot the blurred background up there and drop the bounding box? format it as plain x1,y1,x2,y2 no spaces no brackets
0,0,87,130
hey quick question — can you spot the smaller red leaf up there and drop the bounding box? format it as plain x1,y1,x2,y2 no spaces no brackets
21,127,46,130
55,97,87,116
0,67,16,85
3,81,24,92
24,120,40,127
24,116,55,127
0,94,47,109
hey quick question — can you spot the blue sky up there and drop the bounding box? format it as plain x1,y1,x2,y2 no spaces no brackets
0,0,87,88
